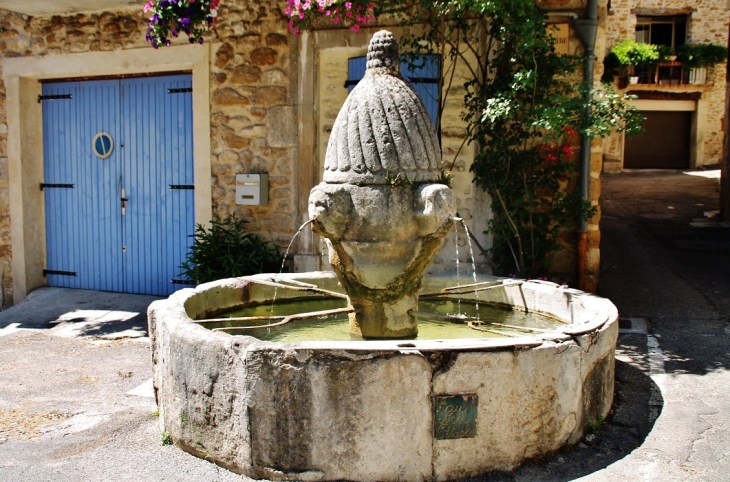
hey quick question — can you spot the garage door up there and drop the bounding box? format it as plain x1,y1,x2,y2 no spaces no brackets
41,75,195,296
624,111,691,169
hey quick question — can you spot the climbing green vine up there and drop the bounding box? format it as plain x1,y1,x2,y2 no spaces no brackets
278,0,645,280
374,0,642,280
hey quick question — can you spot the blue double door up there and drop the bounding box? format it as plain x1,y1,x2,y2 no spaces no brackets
41,74,195,296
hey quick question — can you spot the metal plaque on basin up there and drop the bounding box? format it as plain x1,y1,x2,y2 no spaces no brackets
434,394,478,440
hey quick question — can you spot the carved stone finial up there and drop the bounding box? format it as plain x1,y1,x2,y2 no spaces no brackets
366,30,400,76
322,30,442,185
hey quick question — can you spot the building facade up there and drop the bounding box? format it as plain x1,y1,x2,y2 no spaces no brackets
602,0,729,171
0,1,613,306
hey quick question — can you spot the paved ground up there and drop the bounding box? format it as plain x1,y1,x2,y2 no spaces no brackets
0,169,728,481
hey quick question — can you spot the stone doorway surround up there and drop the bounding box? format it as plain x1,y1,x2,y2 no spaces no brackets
3,44,212,304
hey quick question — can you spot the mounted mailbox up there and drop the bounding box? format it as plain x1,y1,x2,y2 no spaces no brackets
235,173,268,205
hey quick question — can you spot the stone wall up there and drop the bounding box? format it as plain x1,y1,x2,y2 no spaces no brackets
209,1,299,247
0,12,28,305
606,0,728,46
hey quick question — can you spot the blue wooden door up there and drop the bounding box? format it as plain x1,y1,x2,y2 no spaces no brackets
42,75,194,296
121,76,195,295
347,54,440,127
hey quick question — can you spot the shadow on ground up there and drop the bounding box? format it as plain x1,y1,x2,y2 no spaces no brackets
0,287,161,339
600,170,730,378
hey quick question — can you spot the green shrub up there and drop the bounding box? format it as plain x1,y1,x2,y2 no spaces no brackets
610,39,666,67
179,215,283,284
677,43,729,69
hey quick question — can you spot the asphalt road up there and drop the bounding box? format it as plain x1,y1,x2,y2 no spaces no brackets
0,169,728,481
470,169,730,481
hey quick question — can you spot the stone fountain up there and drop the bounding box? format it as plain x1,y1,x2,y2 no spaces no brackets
148,31,618,482
308,30,455,338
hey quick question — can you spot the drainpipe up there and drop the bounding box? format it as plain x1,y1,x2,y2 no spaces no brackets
572,0,598,291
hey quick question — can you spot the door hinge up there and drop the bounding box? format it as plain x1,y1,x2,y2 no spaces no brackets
43,269,77,277
171,279,195,285
40,183,74,191
169,184,195,190
38,94,73,103
168,88,192,94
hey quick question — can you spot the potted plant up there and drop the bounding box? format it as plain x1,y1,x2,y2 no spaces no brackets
144,0,220,48
677,43,729,69
602,39,668,85
676,43,729,84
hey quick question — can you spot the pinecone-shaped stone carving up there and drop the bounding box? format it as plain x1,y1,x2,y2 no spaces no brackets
323,30,442,185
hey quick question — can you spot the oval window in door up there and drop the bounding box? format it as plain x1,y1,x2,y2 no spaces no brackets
92,131,114,159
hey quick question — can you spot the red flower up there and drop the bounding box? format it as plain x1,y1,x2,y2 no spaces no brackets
561,143,574,158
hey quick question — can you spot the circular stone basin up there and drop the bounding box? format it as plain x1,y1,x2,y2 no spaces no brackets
148,272,618,482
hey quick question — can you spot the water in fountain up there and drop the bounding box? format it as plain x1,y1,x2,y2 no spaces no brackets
198,296,563,342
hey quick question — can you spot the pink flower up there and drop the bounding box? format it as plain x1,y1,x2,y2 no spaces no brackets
351,24,360,32
144,1,154,12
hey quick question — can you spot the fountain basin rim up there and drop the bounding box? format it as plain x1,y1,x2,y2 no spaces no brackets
150,270,619,480
171,271,617,351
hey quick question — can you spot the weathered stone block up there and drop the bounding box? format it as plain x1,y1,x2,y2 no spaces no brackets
250,47,278,66
266,106,297,148
213,87,251,106
223,134,252,150
265,33,288,46
231,65,262,84
253,86,286,105
215,43,235,68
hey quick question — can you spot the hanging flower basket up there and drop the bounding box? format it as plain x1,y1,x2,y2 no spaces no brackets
145,0,220,48
285,0,375,35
